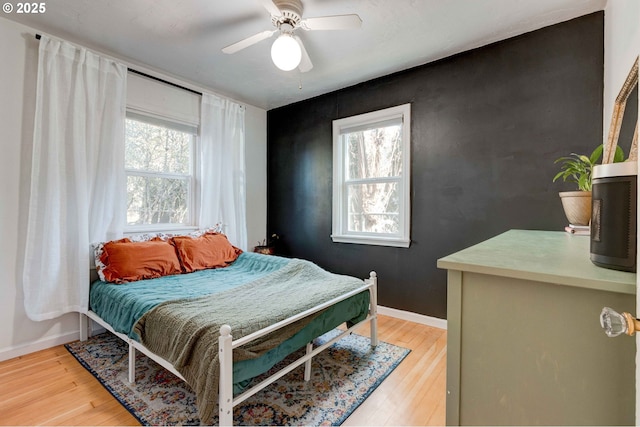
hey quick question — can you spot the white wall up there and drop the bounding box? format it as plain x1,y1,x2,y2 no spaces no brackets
603,0,639,140
0,16,267,361
245,105,267,251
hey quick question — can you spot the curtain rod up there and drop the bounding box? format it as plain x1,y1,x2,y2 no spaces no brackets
35,33,203,97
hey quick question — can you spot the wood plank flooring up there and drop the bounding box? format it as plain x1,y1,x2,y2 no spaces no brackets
0,314,446,426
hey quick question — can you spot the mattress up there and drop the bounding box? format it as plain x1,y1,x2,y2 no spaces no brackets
90,252,290,339
89,251,370,391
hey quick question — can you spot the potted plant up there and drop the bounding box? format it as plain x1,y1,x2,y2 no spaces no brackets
553,145,624,225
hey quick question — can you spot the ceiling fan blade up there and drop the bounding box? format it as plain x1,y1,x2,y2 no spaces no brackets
295,36,313,73
299,14,362,31
222,30,277,54
258,0,282,17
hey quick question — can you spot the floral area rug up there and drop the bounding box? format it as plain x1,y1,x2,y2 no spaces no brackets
65,330,409,426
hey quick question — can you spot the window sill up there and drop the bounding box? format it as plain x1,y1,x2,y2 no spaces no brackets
331,234,411,248
125,225,199,235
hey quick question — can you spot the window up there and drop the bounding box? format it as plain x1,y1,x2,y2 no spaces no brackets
332,104,411,247
125,112,197,230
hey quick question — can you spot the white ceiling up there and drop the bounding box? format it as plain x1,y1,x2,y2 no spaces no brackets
4,0,606,110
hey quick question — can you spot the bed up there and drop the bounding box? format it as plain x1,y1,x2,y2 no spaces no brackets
79,231,378,426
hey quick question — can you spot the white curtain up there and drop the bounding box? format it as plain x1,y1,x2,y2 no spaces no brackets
200,93,247,250
23,36,126,321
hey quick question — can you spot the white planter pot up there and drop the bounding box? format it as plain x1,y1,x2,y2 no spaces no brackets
559,190,592,226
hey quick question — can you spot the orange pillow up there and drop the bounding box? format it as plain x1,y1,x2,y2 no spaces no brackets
171,233,242,273
99,237,182,283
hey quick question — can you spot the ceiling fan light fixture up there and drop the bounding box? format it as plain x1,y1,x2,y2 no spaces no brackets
271,33,302,71
223,0,360,74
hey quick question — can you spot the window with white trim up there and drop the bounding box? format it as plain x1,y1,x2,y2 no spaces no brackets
332,104,411,247
125,112,197,230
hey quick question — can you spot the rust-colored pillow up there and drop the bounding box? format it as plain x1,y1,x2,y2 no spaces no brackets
99,237,182,283
171,233,242,273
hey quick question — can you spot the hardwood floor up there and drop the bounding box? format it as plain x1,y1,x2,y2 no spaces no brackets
342,315,447,426
0,314,446,426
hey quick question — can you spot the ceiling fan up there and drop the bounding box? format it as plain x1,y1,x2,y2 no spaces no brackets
222,0,362,72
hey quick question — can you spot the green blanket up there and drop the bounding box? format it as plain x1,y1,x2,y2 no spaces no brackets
133,258,369,424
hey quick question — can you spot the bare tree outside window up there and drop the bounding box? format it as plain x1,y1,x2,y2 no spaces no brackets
345,125,402,233
125,117,193,226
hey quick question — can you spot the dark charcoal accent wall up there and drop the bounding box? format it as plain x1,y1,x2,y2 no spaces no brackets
267,12,604,319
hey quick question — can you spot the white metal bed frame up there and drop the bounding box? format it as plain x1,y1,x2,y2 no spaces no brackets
80,271,378,426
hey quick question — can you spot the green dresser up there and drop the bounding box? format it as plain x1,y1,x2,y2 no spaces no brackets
438,230,636,426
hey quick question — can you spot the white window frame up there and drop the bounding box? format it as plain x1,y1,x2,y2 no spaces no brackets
124,110,200,233
331,103,411,248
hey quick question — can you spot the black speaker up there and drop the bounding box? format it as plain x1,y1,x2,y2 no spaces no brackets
590,161,637,272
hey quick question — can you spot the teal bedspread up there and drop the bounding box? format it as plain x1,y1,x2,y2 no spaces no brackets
89,251,371,401
90,252,290,340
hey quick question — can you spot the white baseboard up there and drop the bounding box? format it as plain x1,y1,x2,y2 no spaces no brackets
0,331,79,362
377,305,447,330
